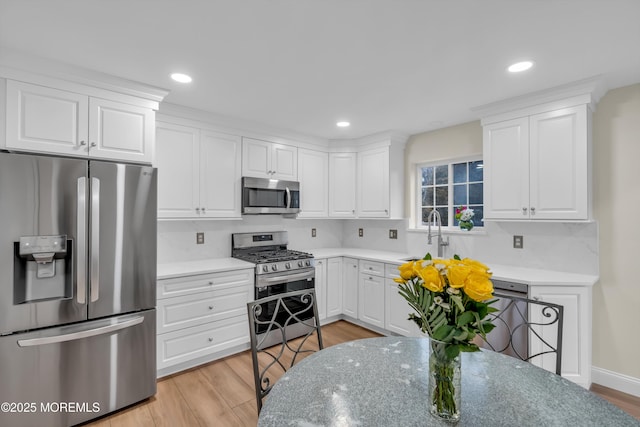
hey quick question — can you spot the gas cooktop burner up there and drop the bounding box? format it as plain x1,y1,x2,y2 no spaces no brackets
237,249,313,263
231,231,315,274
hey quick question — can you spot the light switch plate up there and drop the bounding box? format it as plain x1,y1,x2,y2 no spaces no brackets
513,235,523,249
196,232,205,244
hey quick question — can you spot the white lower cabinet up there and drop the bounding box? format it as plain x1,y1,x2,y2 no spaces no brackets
342,258,359,318
156,269,254,376
358,261,385,328
384,264,421,337
529,285,592,388
315,259,327,321
326,258,343,318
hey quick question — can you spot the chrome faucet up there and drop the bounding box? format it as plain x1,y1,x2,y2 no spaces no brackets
426,210,449,257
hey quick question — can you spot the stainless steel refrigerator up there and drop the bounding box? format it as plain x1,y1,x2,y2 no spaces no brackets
0,152,157,427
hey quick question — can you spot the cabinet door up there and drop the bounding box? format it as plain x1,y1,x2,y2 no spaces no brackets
199,131,242,218
529,285,591,388
342,258,359,318
358,273,385,328
298,148,329,217
357,147,390,217
329,152,357,217
315,259,327,321
6,80,89,157
88,98,154,163
271,143,297,180
242,137,271,178
529,106,589,220
326,258,343,317
385,278,420,336
483,117,530,219
155,122,200,218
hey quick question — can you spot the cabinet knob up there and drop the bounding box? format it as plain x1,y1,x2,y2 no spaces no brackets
522,207,528,214
195,207,200,213
202,207,206,214
90,142,97,147
533,296,540,301
531,207,536,214
208,281,213,286
80,140,87,146
208,305,214,310
208,337,213,342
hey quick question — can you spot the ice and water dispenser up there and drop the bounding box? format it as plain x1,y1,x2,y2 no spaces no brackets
14,235,73,303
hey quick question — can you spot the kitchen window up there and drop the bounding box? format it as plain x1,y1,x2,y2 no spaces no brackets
417,158,484,228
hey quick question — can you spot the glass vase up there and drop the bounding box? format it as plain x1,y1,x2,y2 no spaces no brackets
459,220,473,231
428,339,461,423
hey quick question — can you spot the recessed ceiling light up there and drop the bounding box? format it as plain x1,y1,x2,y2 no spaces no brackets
336,121,350,128
507,61,534,73
170,73,192,83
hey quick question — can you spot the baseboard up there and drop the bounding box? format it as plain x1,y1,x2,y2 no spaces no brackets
592,366,640,398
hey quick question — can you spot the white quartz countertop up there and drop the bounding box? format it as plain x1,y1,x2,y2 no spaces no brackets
157,258,255,280
158,248,598,286
306,247,598,287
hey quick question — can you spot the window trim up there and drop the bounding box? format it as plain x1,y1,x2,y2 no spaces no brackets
415,155,483,230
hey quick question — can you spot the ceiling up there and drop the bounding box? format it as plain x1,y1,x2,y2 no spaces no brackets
1,0,639,140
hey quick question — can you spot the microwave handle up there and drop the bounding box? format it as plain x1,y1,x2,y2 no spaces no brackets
285,186,291,209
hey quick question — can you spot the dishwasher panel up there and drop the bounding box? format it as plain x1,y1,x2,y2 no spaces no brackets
480,280,529,360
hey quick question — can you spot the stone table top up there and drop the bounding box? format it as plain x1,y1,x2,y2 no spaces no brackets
258,337,638,427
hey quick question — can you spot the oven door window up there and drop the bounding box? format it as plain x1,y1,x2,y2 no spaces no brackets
256,277,315,334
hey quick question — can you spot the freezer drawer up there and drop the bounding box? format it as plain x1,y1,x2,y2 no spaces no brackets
0,309,156,427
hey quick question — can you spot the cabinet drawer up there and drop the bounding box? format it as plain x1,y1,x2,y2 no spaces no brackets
157,269,254,300
157,315,249,370
157,285,252,334
359,260,384,276
385,263,401,279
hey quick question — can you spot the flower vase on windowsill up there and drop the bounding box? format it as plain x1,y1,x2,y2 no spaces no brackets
395,254,497,423
459,220,473,231
455,206,475,231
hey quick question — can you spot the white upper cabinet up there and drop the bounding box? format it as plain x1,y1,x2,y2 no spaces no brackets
357,146,390,217
242,137,297,180
156,121,242,219
6,80,155,163
328,152,357,217
156,122,200,218
483,103,591,221
298,148,329,218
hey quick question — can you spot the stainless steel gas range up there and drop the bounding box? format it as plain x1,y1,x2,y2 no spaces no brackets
232,231,315,347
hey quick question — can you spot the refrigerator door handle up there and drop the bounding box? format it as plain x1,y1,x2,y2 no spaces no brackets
90,177,100,302
16,316,144,347
76,177,87,304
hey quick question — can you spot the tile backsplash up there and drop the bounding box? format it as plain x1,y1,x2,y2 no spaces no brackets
158,216,598,276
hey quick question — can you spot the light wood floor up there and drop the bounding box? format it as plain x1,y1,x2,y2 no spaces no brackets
84,320,640,426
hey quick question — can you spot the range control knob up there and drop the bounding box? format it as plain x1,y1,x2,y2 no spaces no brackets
285,262,291,269
305,260,311,267
271,264,278,271
298,261,304,267
262,265,269,273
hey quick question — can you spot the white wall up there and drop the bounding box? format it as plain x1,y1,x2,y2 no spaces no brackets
592,83,640,384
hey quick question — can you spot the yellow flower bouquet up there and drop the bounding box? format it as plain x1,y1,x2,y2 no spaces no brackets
395,253,497,422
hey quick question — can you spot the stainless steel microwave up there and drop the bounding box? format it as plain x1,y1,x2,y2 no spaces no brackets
241,177,300,215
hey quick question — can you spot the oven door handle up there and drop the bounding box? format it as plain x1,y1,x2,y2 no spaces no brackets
257,270,314,287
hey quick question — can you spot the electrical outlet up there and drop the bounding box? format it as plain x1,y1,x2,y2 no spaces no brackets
311,228,317,237
196,232,205,244
389,229,398,239
358,228,364,237
513,235,523,249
